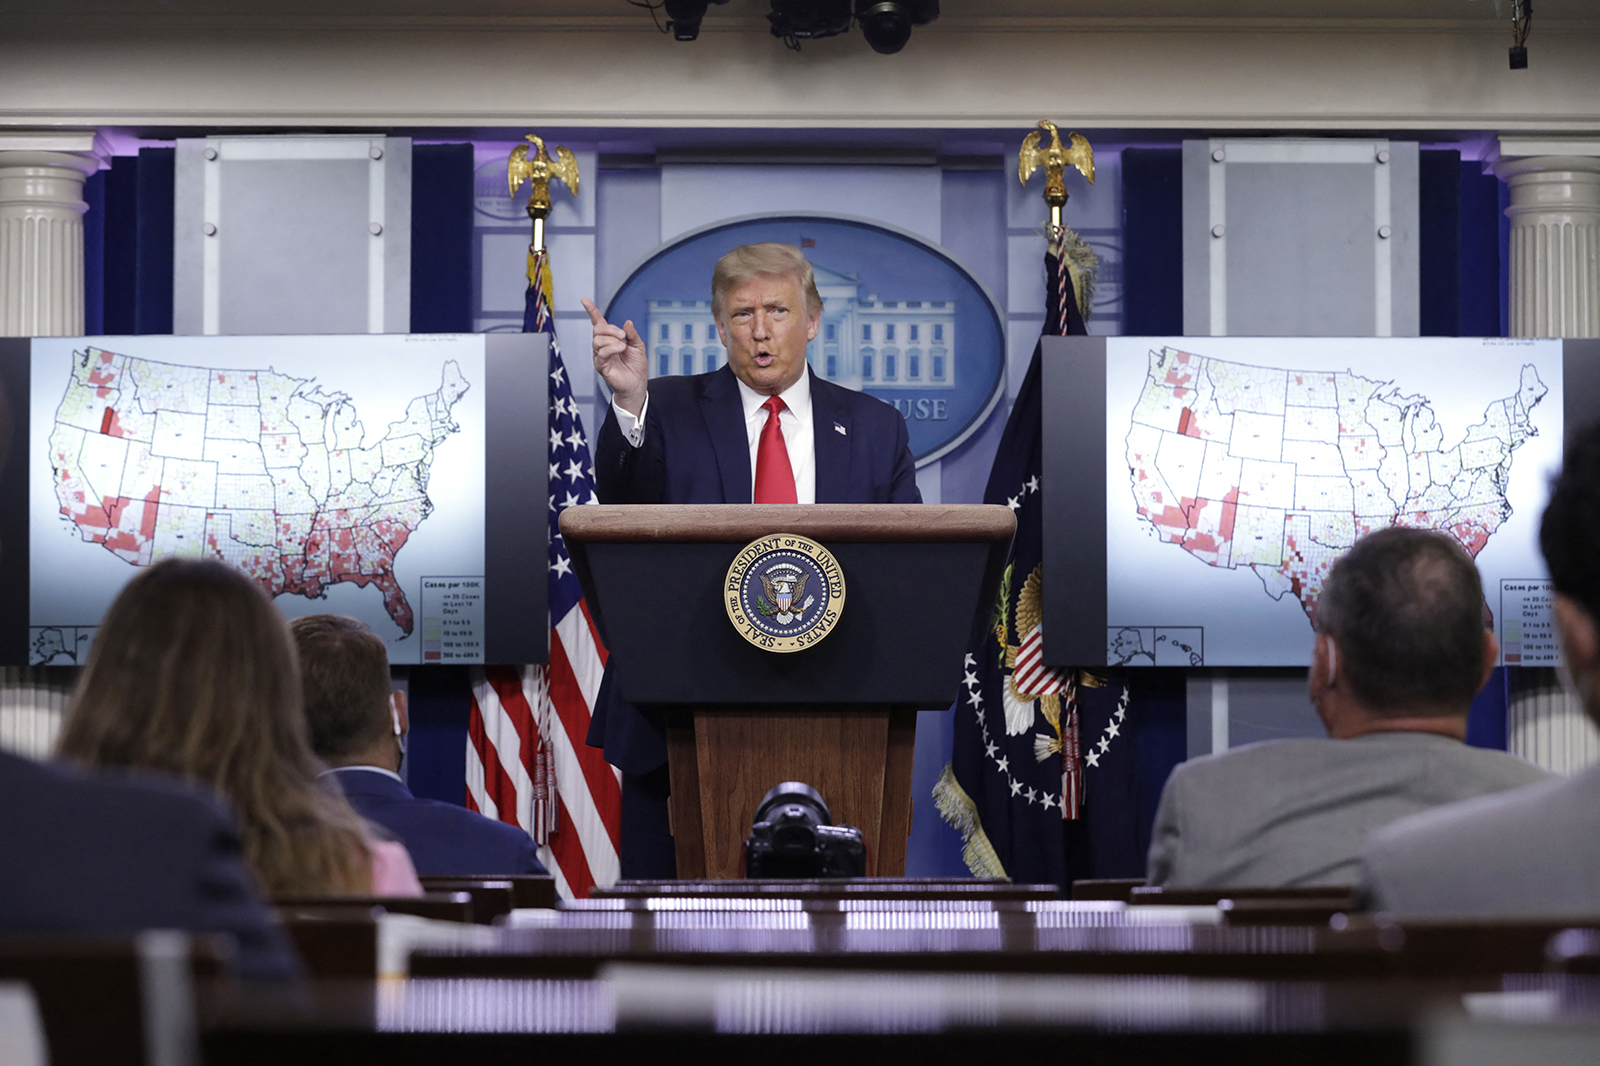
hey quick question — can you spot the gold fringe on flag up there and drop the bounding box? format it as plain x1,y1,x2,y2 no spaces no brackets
933,762,1009,879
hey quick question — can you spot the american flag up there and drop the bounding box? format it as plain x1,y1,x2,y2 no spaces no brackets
465,245,622,899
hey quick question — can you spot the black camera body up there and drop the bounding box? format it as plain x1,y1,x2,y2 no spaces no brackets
744,782,867,879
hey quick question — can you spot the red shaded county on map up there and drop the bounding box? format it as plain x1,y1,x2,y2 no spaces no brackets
1125,346,1546,625
48,346,469,635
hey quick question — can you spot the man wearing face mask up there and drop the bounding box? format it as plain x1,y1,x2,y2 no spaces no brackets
1362,423,1600,914
1146,527,1547,888
292,614,547,876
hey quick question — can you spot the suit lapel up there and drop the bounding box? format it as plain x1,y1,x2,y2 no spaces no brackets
699,366,752,503
811,374,851,504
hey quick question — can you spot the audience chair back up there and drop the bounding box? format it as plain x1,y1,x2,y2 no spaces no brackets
1070,878,1146,902
0,932,198,1066
412,880,515,924
271,892,474,924
1545,928,1600,974
272,908,380,979
592,879,1058,902
419,874,557,910
1130,886,1357,907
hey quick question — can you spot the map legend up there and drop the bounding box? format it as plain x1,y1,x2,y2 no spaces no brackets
420,577,486,663
1499,579,1561,667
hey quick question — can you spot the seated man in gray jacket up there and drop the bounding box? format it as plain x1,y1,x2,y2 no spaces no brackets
1147,527,1547,888
1362,422,1600,915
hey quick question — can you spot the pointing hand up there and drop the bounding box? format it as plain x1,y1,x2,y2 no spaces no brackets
583,297,647,418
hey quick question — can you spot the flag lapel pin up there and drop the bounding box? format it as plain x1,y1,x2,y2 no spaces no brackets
834,422,847,436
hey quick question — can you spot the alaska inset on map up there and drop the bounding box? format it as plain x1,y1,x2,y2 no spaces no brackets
1124,346,1546,624
48,347,469,635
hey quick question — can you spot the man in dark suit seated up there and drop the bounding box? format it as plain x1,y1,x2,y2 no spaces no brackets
1147,527,1547,888
1362,421,1600,914
0,750,300,981
579,242,922,876
291,614,547,877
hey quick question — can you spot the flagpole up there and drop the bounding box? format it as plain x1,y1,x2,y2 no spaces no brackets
468,134,624,898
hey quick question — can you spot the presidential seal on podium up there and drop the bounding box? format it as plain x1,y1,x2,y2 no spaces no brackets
725,534,846,653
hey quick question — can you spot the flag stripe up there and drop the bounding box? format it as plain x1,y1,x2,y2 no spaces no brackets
466,690,520,825
545,792,596,900
545,629,623,852
463,731,498,821
487,669,539,777
538,840,575,902
564,602,609,698
530,664,621,883
1014,629,1065,695
578,598,609,669
472,670,539,830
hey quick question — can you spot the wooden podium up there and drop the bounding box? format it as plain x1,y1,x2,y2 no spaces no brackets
561,504,1014,879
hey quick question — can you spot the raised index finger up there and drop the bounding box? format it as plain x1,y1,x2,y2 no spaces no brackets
580,297,607,327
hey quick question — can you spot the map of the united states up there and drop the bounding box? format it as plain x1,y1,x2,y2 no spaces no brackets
1125,346,1546,621
48,347,468,635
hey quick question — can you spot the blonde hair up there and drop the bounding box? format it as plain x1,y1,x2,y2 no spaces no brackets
57,558,373,896
710,242,824,319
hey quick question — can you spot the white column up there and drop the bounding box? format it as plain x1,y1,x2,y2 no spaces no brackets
1495,137,1600,773
0,131,101,338
1496,138,1600,339
0,134,100,751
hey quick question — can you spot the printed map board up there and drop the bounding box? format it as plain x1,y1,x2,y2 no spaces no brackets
1042,336,1598,669
0,333,547,666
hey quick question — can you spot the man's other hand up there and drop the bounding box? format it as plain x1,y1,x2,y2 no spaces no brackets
583,297,647,418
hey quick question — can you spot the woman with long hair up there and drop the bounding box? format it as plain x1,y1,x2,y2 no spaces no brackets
57,557,419,897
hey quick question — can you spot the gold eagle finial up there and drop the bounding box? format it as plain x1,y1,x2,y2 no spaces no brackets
1019,121,1099,322
1018,120,1095,210
508,134,580,252
509,134,579,217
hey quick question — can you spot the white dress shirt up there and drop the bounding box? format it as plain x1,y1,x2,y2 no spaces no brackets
611,366,816,504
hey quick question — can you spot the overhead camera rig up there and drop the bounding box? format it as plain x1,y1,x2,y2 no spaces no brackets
655,0,939,54
1508,0,1531,70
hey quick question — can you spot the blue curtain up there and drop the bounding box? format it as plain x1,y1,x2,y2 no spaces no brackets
1120,148,1183,336
410,143,474,333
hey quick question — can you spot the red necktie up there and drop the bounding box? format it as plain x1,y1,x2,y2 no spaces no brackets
753,396,798,504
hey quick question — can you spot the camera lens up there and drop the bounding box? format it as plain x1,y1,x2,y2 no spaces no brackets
858,2,912,54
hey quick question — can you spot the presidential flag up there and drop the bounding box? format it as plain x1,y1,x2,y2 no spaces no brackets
935,231,1152,888
466,246,622,899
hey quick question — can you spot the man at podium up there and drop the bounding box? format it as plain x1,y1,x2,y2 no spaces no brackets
584,242,919,506
581,241,921,876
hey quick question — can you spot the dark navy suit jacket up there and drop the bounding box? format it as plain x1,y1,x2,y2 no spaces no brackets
589,366,922,772
594,364,921,510
0,751,300,981
326,767,547,877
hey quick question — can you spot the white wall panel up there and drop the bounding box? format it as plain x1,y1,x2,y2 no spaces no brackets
661,165,941,244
